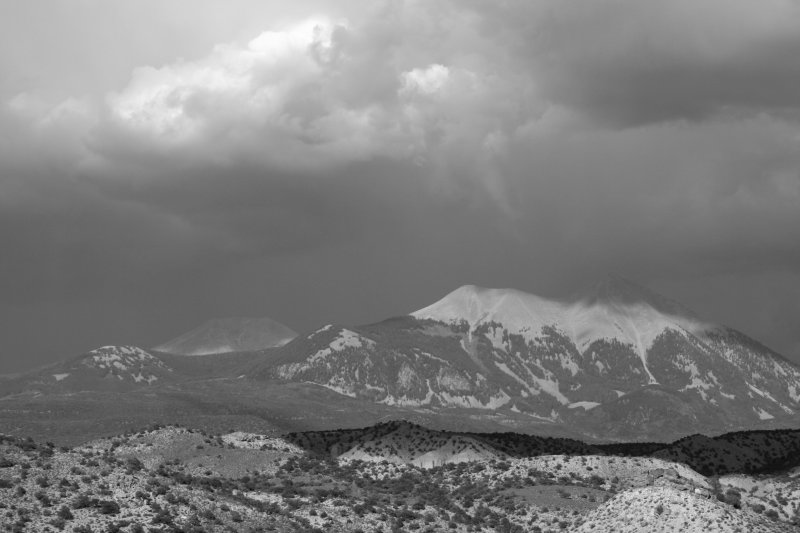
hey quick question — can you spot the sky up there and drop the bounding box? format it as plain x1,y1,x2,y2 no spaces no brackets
2,0,800,373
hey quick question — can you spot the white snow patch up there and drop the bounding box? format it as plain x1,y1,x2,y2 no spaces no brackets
437,390,511,409
485,327,506,351
131,372,158,384
568,401,600,410
754,407,774,420
559,354,580,376
315,382,357,398
380,385,435,407
495,362,530,390
52,373,69,382
417,351,449,365
312,324,333,336
789,383,800,403
747,383,781,406
680,362,714,401
527,371,570,405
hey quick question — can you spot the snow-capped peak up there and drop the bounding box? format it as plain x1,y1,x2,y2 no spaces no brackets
412,279,716,365
412,284,568,335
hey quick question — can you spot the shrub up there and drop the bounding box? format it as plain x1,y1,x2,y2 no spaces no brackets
72,494,93,509
98,500,120,515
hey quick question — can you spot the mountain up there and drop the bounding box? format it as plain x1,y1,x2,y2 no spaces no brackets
0,345,176,395
154,317,297,355
2,277,798,443
256,277,800,441
0,344,270,398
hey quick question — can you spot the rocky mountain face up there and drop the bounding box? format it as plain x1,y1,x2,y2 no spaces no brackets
259,278,800,441
154,317,297,355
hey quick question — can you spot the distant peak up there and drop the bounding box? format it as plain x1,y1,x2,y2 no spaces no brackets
155,316,297,355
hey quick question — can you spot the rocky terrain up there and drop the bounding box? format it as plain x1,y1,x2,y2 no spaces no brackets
1,421,799,532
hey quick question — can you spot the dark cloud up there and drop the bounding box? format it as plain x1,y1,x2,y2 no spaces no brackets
1,0,800,372
495,0,800,126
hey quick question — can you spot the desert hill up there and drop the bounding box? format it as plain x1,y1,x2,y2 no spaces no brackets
2,421,800,531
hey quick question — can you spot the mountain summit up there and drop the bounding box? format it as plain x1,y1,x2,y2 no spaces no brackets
155,317,297,356
412,278,712,361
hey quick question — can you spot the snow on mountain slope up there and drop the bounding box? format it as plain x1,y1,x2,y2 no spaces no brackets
258,278,800,440
155,317,296,355
412,278,714,372
5,345,177,394
412,285,568,339
81,345,168,384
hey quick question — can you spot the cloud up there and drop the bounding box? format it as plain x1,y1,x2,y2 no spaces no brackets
102,16,407,168
89,2,538,196
2,0,800,368
3,0,800,269
501,0,800,126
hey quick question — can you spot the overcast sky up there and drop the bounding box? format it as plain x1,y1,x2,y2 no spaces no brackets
2,0,800,373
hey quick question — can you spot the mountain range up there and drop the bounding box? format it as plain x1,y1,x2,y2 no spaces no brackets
1,276,798,443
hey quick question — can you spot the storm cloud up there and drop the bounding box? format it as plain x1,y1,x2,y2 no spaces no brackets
1,0,800,372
